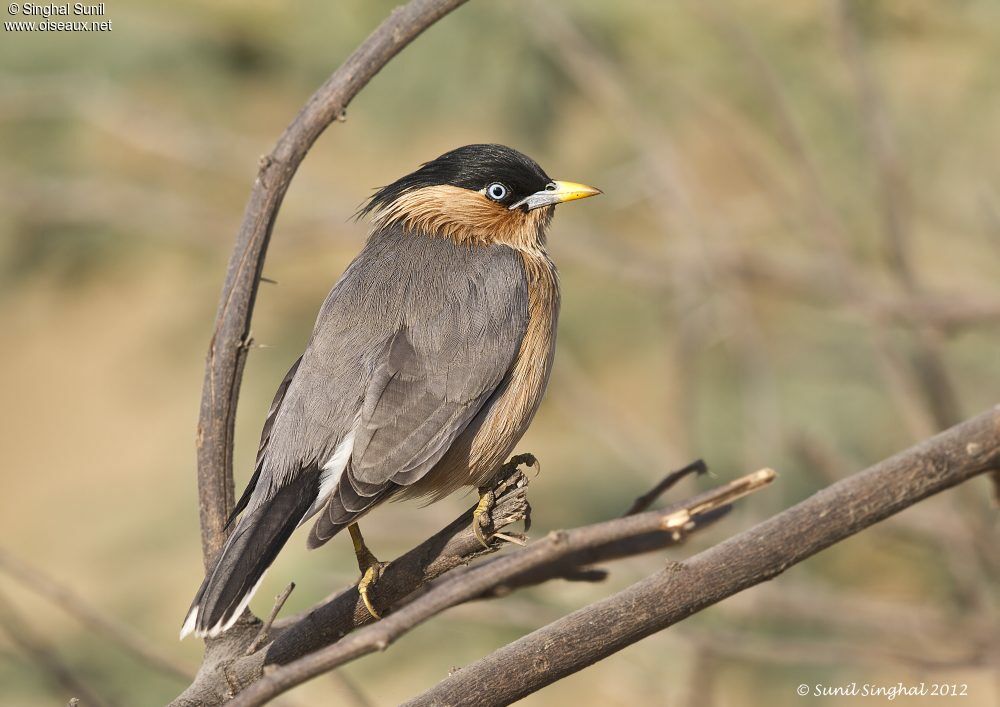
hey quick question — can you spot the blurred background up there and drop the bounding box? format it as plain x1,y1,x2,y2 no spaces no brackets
1,0,998,705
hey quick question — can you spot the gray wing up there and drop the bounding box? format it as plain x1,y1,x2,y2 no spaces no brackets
307,230,530,547
247,226,529,547
228,356,302,527
188,228,527,637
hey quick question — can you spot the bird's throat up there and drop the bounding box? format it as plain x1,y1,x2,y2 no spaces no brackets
370,185,552,253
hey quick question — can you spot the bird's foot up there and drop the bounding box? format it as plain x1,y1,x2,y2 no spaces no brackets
473,487,496,548
473,453,539,548
507,453,539,474
358,560,387,620
348,523,386,619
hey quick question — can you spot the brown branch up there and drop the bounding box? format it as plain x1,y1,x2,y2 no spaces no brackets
246,583,295,656
712,247,1000,332
625,459,707,515
176,3,999,705
194,0,472,569
226,469,776,706
180,456,719,704
401,461,727,603
0,547,192,682
443,505,733,605
0,588,114,707
683,645,718,707
170,461,533,706
832,0,913,286
404,406,1000,707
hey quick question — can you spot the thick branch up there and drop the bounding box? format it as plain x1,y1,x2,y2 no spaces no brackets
226,469,775,706
263,468,533,662
195,0,471,568
405,406,1000,707
170,463,532,706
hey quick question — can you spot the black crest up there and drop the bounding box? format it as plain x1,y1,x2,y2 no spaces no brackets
360,144,552,216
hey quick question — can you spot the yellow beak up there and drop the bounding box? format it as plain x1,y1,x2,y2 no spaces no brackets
549,180,603,204
509,180,603,210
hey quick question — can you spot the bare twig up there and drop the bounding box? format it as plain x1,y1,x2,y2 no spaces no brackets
170,462,533,706
226,469,777,706
717,581,998,660
0,547,192,682
246,583,295,656
832,0,913,285
195,0,472,569
694,0,962,444
176,2,1000,705
399,462,729,603
404,406,1000,706
561,226,1000,332
625,459,708,515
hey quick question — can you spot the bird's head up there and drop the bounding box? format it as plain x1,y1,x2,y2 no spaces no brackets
360,144,601,252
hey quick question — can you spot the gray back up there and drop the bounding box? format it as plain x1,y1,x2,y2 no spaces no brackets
250,223,529,511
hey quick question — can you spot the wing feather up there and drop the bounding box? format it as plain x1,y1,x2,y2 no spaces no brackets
307,231,529,547
227,356,303,527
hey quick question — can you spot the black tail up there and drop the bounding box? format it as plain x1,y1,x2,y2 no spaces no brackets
180,475,315,639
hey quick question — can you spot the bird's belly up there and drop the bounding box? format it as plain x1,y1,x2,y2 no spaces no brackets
400,253,559,502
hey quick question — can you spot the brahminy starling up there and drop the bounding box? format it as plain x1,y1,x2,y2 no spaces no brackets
181,144,600,637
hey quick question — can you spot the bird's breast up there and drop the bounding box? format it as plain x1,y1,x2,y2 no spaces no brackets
403,251,560,500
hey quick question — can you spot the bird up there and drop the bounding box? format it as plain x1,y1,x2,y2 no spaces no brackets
181,143,600,639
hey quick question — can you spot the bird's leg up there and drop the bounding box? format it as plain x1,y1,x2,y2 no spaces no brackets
348,523,385,619
473,486,496,548
473,453,538,548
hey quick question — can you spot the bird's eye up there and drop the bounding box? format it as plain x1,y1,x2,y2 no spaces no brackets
485,183,509,201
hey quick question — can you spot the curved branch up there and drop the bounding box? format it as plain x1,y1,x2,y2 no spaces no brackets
226,469,775,706
171,460,724,705
195,0,471,569
404,406,1000,707
170,461,533,706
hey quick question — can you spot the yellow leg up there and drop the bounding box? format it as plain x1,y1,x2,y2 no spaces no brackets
472,488,496,548
348,523,384,619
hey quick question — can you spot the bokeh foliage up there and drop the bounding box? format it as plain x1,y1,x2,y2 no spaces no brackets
1,1,998,704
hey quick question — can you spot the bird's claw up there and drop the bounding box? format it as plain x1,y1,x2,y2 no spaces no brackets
348,522,386,619
473,453,538,547
358,561,386,620
473,488,496,548
508,453,538,475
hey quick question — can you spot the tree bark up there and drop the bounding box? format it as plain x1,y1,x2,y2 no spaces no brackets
405,406,1000,707
194,0,472,569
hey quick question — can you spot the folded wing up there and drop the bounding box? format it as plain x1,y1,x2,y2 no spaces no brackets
308,233,529,547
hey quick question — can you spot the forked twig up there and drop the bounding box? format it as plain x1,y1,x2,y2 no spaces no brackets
246,583,295,656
